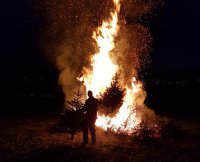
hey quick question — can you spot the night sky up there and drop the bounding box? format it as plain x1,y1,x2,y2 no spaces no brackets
150,0,200,74
0,0,200,76
0,0,55,76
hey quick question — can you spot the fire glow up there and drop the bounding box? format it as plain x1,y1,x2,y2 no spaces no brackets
80,0,144,134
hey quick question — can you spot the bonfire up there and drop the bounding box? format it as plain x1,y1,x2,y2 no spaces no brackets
79,0,145,135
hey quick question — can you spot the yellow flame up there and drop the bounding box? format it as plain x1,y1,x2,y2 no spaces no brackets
96,78,142,134
80,0,143,134
80,0,120,97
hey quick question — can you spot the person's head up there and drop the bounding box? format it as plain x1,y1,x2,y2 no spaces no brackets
88,90,93,98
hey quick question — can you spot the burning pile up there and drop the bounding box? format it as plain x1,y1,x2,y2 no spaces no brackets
79,0,146,134
38,0,162,136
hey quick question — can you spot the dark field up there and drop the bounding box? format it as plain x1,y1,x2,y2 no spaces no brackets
0,113,199,162
0,76,200,162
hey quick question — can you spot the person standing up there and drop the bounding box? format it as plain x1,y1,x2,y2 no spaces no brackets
81,90,98,146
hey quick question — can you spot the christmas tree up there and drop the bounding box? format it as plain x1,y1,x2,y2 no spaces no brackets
65,89,84,111
52,89,84,139
99,74,125,115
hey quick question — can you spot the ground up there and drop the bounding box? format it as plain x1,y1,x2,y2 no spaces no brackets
0,113,199,162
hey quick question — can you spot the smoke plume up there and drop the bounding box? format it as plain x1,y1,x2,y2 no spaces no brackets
35,0,162,99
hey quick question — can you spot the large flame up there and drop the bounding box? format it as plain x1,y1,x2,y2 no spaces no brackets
96,78,142,134
80,1,120,97
80,0,143,134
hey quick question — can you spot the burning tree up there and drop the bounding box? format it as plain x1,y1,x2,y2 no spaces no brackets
99,74,125,115
79,0,145,134
50,0,160,136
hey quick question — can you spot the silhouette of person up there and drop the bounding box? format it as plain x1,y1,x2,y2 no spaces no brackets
81,90,98,146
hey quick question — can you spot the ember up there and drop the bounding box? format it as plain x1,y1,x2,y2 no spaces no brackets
79,0,146,134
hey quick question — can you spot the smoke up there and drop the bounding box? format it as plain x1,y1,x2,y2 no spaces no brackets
113,23,152,87
35,0,162,98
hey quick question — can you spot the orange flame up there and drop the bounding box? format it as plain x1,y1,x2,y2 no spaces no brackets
80,0,144,134
96,78,142,134
80,1,120,97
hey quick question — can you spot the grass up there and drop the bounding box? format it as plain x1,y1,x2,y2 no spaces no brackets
0,113,199,162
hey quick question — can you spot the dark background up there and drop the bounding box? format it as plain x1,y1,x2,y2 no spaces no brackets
0,0,199,119
145,0,200,119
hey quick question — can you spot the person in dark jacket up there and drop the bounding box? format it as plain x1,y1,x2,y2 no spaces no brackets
82,90,98,146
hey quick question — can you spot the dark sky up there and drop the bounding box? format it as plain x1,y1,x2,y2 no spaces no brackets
0,0,55,76
0,0,200,77
150,0,200,73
